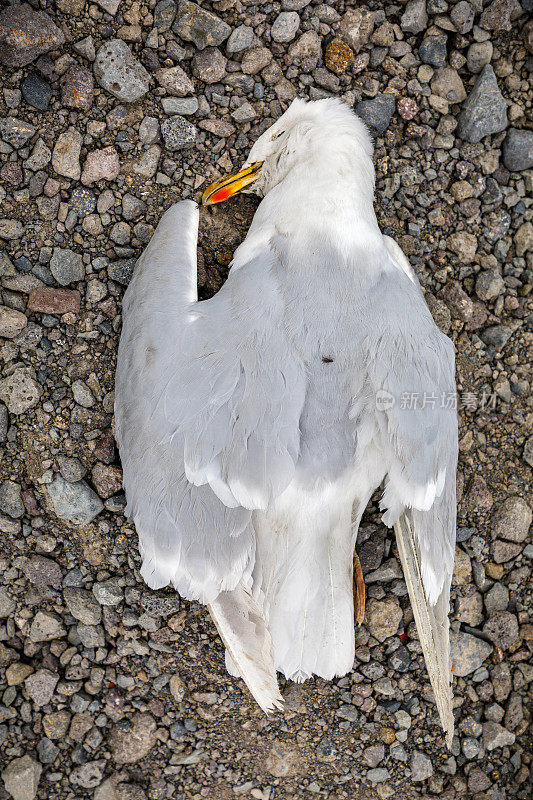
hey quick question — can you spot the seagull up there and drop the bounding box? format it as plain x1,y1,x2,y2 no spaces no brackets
115,98,457,746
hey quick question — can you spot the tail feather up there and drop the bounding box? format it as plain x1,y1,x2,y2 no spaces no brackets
394,512,454,748
207,583,283,713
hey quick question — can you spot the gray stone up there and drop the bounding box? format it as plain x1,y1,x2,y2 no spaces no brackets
364,596,402,641
192,47,226,83
94,40,150,103
21,73,52,111
226,25,254,53
47,475,104,525
108,258,136,285
0,117,36,149
483,611,519,650
108,713,157,764
480,0,522,32
523,436,533,468
431,67,467,104
154,0,177,31
467,41,493,73
451,1,475,33
410,750,433,781
492,496,531,542
271,12,300,43
0,5,64,67
356,93,396,135
29,611,66,642
0,480,24,518
162,115,197,151
1,755,42,800
401,0,428,34
96,0,121,13
172,0,231,50
450,631,493,676
338,9,375,52
64,587,102,625
484,582,509,613
0,219,24,239
25,139,52,171
52,128,82,180
24,669,59,706
0,367,42,414
481,325,513,349
482,721,515,750
367,768,390,783
93,580,123,606
475,269,504,301
456,65,507,143
70,762,105,790
162,97,199,115
419,36,447,67
81,146,120,185
50,248,84,286
73,35,96,61
24,556,62,588
155,66,194,96
139,117,160,144
503,128,533,171
0,306,27,339
0,587,15,618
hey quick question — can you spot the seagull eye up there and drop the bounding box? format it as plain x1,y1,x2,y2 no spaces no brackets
271,130,286,141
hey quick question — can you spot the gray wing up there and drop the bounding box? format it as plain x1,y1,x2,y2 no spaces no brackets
115,200,306,604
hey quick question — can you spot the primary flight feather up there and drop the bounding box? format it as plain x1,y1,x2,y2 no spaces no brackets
115,98,458,744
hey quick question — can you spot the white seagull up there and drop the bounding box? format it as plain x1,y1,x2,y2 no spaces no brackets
115,98,457,746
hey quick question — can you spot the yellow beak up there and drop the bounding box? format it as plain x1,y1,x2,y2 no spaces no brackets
202,162,263,206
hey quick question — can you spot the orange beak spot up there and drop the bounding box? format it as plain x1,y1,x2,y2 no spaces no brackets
202,162,263,206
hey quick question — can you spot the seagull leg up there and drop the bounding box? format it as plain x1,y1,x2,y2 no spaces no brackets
353,552,365,626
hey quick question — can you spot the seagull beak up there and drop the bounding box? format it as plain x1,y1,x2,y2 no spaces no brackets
202,162,263,206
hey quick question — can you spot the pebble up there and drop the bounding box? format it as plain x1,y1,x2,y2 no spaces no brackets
21,73,52,111
324,39,354,74
0,480,24,518
419,35,447,68
72,379,95,408
64,587,102,625
24,555,62,587
172,0,231,50
475,268,504,301
410,750,433,781
70,187,96,217
155,66,194,96
1,755,42,800
0,367,42,414
162,97,198,115
94,40,150,103
492,496,531,543
467,41,493,73
450,1,475,34
81,146,120,185
482,721,515,750
52,128,82,180
46,475,104,525
356,94,396,136
108,713,157,764
192,47,226,83
25,139,52,171
226,25,254,53
397,97,418,121
154,0,177,31
0,5,64,68
50,248,84,286
337,9,375,53
401,0,428,34
70,762,105,790
430,67,467,104
28,286,81,314
161,115,198,150
483,611,519,650
271,12,300,43
60,65,94,111
450,630,493,676
0,306,27,339
479,0,522,32
6,663,33,686
288,31,321,71
502,128,533,172
367,768,390,783
93,580,123,606
456,65,507,143
24,669,59,706
0,117,36,149
92,463,123,498
364,596,402,641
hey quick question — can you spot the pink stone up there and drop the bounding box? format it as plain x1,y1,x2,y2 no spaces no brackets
397,96,418,120
81,146,120,186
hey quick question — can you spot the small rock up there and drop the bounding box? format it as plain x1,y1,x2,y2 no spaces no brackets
483,611,519,650
431,67,467,104
94,40,150,103
6,663,33,686
169,674,186,702
192,47,226,83
484,582,509,613
154,0,177,31
52,128,82,180
492,497,531,543
0,480,24,518
324,39,353,74
450,1,475,34
64,587,102,625
456,65,507,143
50,248,84,286
96,0,121,13
0,219,24,239
73,35,96,61
92,463,123,498
1,755,42,800
81,146,120,185
502,128,533,171
410,750,433,781
337,9,375,53
172,0,231,50
447,232,477,263
70,762,105,790
397,97,418,121
365,596,403,641
450,631,493,676
356,93,396,135
523,436,533,468
480,0,522,32
482,721,515,750
419,36,447,68
161,115,197,150
0,587,15,618
0,5,65,67
0,117,36,148
28,286,81,314
226,25,254,53
467,41,493,74
288,31,321,71
25,139,52,171
155,66,194,96
475,269,504,301
60,65,94,111
21,73,52,111
0,306,27,339
0,367,42,414
24,556,62,587
241,47,272,75
108,258,136,285
30,611,66,642
70,187,96,216
108,713,157,764
367,768,390,783
162,97,198,115
364,744,385,768
24,669,59,706
271,12,300,43
47,475,104,525
93,580,123,606
401,0,428,34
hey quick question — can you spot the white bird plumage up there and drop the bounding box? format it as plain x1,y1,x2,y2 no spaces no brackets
115,98,457,743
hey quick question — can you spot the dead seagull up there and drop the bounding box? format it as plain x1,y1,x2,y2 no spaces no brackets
115,98,457,746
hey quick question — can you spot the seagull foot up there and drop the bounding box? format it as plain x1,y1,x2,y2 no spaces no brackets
353,552,365,626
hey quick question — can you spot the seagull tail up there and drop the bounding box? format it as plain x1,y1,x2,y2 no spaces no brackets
394,512,454,749
207,583,283,713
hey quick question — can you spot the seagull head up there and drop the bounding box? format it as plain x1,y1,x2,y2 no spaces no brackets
202,97,375,206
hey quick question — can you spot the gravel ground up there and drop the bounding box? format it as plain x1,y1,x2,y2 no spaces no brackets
0,1,532,799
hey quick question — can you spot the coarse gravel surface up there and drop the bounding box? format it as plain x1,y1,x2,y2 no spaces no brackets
0,1,532,800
